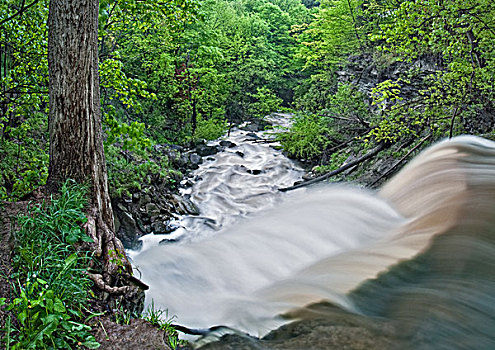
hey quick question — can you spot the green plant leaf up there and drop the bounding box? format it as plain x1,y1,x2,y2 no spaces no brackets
53,298,66,313
83,340,101,349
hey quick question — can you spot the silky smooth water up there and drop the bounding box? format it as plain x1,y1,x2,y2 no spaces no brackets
130,134,495,349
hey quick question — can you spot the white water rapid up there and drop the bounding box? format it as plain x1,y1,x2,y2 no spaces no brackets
130,130,495,349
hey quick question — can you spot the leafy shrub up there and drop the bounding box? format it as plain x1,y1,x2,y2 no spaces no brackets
0,112,49,201
105,144,173,198
327,83,370,122
193,116,228,141
247,87,283,119
277,113,332,160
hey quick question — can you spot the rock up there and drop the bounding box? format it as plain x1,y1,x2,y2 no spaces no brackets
136,219,146,233
302,173,315,181
198,306,395,350
159,238,180,245
144,202,157,212
150,214,164,223
117,202,128,213
151,221,173,234
172,194,200,215
247,169,262,175
178,154,190,168
114,213,121,233
115,209,143,250
95,317,173,350
180,179,194,188
196,144,218,157
132,192,140,203
220,140,236,148
189,153,203,166
141,213,151,224
235,151,245,158
239,122,259,132
144,203,162,218
245,132,260,140
139,194,152,206
240,119,271,132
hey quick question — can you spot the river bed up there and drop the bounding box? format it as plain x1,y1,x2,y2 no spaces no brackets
129,127,495,348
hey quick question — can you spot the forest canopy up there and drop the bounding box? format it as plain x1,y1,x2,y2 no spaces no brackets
1,0,494,200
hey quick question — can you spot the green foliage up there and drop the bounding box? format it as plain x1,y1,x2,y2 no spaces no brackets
8,180,99,349
0,0,49,115
277,113,332,160
312,150,349,174
115,0,311,142
366,0,495,138
0,1,50,201
296,0,366,70
293,0,372,113
247,87,283,118
327,83,369,120
294,71,337,112
105,144,174,197
104,116,151,152
193,116,228,141
0,111,48,201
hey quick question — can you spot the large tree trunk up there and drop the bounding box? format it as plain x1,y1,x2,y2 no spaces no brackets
47,0,143,300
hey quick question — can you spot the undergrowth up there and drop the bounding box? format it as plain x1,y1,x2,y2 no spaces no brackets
1,180,187,349
3,180,100,349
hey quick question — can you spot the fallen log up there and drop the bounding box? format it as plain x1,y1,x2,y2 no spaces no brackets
279,143,386,192
369,134,431,187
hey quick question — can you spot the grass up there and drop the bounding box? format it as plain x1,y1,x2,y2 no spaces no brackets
143,300,186,350
3,180,100,349
1,179,186,349
113,299,186,349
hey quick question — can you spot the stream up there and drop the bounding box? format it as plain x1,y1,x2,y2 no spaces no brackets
129,118,495,348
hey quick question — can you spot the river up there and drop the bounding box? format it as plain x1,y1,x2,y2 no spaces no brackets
129,118,495,349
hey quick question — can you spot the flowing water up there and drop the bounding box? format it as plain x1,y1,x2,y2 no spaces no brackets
130,127,495,349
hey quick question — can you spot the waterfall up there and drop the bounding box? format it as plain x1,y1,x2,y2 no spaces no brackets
130,135,495,348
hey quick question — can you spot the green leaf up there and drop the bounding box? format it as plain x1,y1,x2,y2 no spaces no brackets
53,298,66,313
36,278,48,285
83,340,101,349
81,233,95,242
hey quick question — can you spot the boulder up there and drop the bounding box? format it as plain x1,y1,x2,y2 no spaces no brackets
220,140,236,148
171,194,200,215
189,153,203,166
196,144,219,157
151,221,174,234
245,132,260,140
114,207,143,250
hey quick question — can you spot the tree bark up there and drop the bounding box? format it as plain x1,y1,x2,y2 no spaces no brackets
47,0,144,299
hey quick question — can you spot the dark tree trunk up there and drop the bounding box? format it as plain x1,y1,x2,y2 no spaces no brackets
191,98,197,135
47,0,143,298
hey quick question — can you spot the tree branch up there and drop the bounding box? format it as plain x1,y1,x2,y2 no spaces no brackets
279,143,387,192
0,0,41,26
369,134,431,187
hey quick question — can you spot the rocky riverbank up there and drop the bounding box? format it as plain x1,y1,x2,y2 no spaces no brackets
112,117,275,251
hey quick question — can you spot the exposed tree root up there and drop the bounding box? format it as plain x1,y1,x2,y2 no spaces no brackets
84,207,148,303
